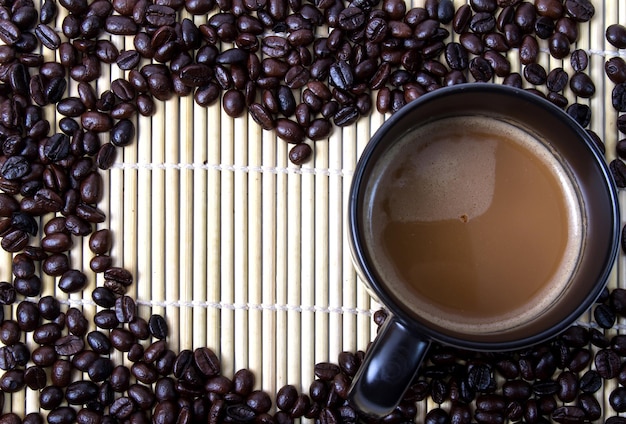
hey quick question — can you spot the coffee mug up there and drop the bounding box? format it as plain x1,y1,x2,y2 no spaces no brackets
347,83,620,417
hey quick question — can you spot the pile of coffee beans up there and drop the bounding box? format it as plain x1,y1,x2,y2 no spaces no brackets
0,0,625,421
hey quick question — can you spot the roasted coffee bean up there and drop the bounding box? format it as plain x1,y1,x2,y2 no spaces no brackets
595,348,621,379
338,7,365,31
110,328,135,352
547,67,569,91
469,12,495,33
11,212,38,236
567,348,592,372
87,331,112,355
523,63,547,85
57,269,87,293
613,83,626,112
71,351,98,373
0,19,21,45
110,119,135,147
606,57,626,84
519,34,539,64
502,379,531,400
16,300,39,331
66,380,99,405
94,310,120,329
565,0,594,22
329,60,353,90
193,347,220,377
549,31,571,59
40,386,64,410
569,72,595,98
31,346,57,367
453,4,472,33
578,369,602,394
275,118,305,143
35,24,60,50
444,42,468,70
55,334,85,356
594,303,616,328
557,371,579,402
570,48,588,72
566,103,591,127
148,314,168,339
33,322,62,344
469,56,493,82
606,24,626,51
23,366,46,390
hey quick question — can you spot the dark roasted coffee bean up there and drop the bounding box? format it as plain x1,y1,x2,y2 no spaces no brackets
66,380,99,405
547,67,569,91
569,72,595,98
148,314,168,339
57,269,86,293
16,300,39,331
275,118,305,143
469,56,493,82
549,32,570,59
338,7,365,31
552,405,585,423
333,105,359,126
0,19,21,45
444,42,468,70
87,331,112,355
470,12,495,33
31,346,57,367
535,0,563,18
607,24,626,49
35,24,60,50
117,50,140,70
55,334,84,356
329,60,353,90
553,16,576,44
193,347,220,376
570,49,588,72
40,0,58,24
565,0,594,22
94,310,120,329
577,392,601,420
534,15,555,38
577,369,602,394
523,63,547,85
517,34,538,64
502,379,531,400
110,328,135,352
110,119,135,147
557,371,579,402
72,350,97,373
40,386,64,410
567,347,591,372
614,83,626,112
593,303,616,329
595,348,620,379
606,57,626,84
24,365,46,390
232,368,254,396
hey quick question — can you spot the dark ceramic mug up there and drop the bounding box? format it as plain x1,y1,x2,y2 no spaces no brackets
347,84,620,417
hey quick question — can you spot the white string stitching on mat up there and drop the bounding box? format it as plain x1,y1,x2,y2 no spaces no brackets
60,298,375,316
111,162,352,178
59,297,611,330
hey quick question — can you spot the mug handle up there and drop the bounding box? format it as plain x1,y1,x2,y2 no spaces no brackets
348,316,431,417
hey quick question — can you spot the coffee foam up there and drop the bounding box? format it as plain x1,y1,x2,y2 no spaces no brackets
363,116,584,336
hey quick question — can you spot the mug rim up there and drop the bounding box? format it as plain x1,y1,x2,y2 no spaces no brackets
348,83,621,351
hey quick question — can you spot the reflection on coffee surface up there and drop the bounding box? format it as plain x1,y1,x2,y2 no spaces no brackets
364,116,583,334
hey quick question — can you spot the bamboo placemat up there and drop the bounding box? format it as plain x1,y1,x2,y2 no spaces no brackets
1,0,626,421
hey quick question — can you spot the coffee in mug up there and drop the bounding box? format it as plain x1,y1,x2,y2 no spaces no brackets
363,115,583,335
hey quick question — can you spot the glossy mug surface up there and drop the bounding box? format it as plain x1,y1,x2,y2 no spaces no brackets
347,84,620,417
